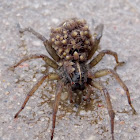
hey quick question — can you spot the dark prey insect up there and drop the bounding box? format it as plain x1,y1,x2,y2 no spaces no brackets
10,18,136,140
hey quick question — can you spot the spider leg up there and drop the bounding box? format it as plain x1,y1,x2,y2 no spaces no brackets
91,81,115,140
91,69,136,114
9,54,58,71
88,50,125,70
14,73,60,118
18,24,46,41
18,25,60,61
51,82,64,140
88,24,104,60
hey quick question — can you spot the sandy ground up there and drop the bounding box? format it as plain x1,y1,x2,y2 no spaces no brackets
0,0,140,140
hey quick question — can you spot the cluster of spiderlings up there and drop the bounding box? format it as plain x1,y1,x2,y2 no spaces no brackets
50,18,94,62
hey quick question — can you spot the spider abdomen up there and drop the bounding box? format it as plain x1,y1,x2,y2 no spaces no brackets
50,18,94,62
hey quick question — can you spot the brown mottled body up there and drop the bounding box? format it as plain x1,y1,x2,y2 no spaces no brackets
10,18,136,140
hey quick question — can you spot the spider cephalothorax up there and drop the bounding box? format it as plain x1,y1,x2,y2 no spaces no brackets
10,18,136,140
62,61,88,91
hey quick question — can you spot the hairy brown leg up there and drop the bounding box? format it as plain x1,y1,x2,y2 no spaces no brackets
88,50,124,70
9,54,58,70
91,81,115,140
92,69,136,114
18,25,46,41
51,82,64,140
88,24,104,60
43,41,60,62
18,25,60,61
14,73,60,118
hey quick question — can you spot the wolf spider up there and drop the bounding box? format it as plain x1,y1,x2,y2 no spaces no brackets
10,18,136,140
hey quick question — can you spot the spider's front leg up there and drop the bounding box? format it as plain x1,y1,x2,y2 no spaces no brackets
14,73,60,118
90,69,136,114
88,50,125,70
51,81,64,140
91,81,115,140
18,24,60,61
9,54,58,71
88,24,104,60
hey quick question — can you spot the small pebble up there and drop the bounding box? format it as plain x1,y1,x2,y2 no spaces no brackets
26,106,32,110
87,136,97,140
80,110,86,116
38,111,44,114
32,40,42,46
16,13,21,17
22,51,27,55
40,118,45,122
52,18,59,24
17,126,21,130
41,67,46,72
5,91,10,95
14,79,19,82
61,92,68,100
33,78,37,82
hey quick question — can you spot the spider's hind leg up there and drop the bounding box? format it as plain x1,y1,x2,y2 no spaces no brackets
92,69,136,114
14,73,60,118
91,81,115,140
